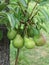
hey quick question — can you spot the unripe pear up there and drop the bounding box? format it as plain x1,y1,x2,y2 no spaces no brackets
7,29,17,40
12,34,24,48
34,33,46,46
24,37,35,49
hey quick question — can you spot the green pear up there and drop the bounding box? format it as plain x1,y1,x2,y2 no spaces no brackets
7,29,16,40
24,37,35,49
12,34,24,48
34,35,46,46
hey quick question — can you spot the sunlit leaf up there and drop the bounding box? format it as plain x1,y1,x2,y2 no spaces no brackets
18,0,27,7
39,8,49,22
6,13,16,29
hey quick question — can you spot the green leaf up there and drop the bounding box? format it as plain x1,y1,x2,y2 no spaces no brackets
36,12,45,23
39,0,49,6
18,0,27,7
6,13,16,29
40,24,47,32
0,12,8,24
15,18,20,29
39,8,49,22
0,3,6,11
0,12,7,17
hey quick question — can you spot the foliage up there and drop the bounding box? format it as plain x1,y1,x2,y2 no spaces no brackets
0,0,49,32
0,0,49,51
0,0,49,65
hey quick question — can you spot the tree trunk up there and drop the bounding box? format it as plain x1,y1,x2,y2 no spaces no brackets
0,25,10,65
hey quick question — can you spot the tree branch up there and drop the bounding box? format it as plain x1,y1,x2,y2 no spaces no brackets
26,2,38,26
15,48,20,65
29,2,38,18
17,2,26,16
31,10,38,20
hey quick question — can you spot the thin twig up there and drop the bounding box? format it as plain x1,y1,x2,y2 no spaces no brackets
20,21,25,24
17,2,26,16
31,10,39,20
15,48,20,65
20,20,28,26
29,2,38,18
26,2,38,25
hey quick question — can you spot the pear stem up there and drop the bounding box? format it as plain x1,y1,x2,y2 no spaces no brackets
15,48,20,65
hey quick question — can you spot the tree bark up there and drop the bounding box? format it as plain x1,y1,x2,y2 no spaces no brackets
0,25,10,65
